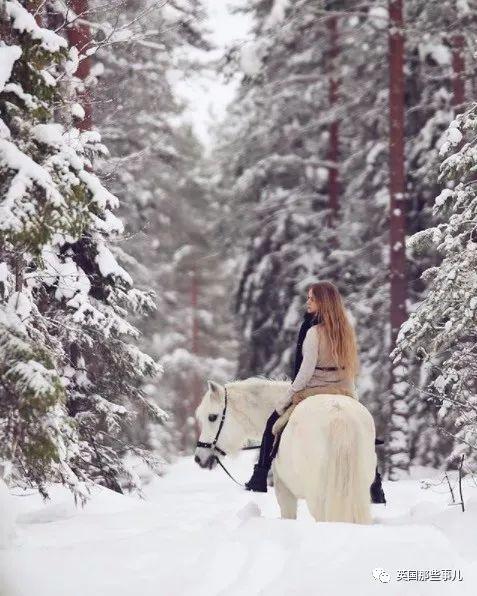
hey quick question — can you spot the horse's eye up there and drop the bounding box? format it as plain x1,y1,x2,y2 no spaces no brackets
208,414,218,422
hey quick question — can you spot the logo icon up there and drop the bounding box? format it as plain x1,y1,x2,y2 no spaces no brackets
373,568,391,583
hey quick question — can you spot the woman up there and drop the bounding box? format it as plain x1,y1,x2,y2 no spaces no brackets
245,280,379,495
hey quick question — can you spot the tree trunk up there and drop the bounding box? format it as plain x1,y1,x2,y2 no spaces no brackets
387,0,410,479
327,13,340,226
451,33,465,113
188,266,202,450
66,0,92,130
191,266,199,355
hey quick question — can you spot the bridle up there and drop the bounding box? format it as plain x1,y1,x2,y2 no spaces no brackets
196,386,230,457
195,385,260,485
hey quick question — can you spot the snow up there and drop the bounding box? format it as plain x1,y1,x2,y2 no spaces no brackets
89,62,104,79
0,119,10,140
169,0,252,147
418,42,452,67
5,1,67,53
3,454,477,596
32,123,64,146
3,83,37,109
457,0,472,16
79,169,119,210
91,209,124,234
368,6,388,30
40,69,56,87
7,291,31,324
94,22,133,45
0,44,21,92
40,249,91,301
439,124,463,155
64,46,79,77
366,140,386,165
71,103,85,120
0,262,9,286
0,138,65,230
447,126,463,146
162,4,182,23
0,478,15,549
95,243,133,285
263,0,290,30
8,360,62,396
434,375,449,394
240,42,263,77
435,188,454,207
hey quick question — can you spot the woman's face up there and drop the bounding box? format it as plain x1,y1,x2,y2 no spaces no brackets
306,288,319,314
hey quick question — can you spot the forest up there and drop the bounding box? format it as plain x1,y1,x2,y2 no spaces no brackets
1,1,477,593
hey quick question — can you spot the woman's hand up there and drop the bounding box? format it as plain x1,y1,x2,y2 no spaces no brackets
275,395,292,415
292,392,303,406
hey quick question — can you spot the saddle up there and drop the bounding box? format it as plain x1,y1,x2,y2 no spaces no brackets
270,388,384,460
270,386,357,458
272,386,356,436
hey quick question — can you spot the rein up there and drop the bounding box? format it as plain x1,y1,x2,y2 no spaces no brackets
196,386,261,487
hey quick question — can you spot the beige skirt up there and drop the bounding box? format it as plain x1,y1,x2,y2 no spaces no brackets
272,385,357,437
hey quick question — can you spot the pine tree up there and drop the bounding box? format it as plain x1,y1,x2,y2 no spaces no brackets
213,0,477,474
91,0,236,454
0,0,163,500
395,103,477,467
338,0,477,473
330,0,392,448
219,0,336,380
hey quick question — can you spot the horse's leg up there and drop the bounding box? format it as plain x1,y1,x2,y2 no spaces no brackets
273,471,297,520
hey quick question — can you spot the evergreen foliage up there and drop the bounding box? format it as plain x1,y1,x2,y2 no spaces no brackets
0,0,163,500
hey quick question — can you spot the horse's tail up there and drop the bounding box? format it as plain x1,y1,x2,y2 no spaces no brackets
319,402,372,524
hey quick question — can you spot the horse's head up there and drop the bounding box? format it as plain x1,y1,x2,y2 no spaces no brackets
194,380,244,469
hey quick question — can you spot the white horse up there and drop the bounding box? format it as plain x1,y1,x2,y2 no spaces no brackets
194,378,377,524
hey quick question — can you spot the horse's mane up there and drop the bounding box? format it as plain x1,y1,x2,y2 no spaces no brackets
196,377,290,442
226,376,290,389
196,378,289,420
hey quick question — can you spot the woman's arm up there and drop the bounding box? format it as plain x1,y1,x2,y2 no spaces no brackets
276,326,319,414
289,326,319,394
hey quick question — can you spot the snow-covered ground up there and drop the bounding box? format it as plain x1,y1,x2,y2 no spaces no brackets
1,452,477,595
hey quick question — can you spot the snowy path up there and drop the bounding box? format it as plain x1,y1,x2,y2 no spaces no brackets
2,452,477,595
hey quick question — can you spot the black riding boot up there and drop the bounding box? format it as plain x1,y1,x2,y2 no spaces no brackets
245,410,280,492
370,466,386,504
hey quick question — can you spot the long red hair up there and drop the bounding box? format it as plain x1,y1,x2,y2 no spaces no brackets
309,281,359,378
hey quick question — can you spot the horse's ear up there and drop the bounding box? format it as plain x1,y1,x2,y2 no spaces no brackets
207,380,223,399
